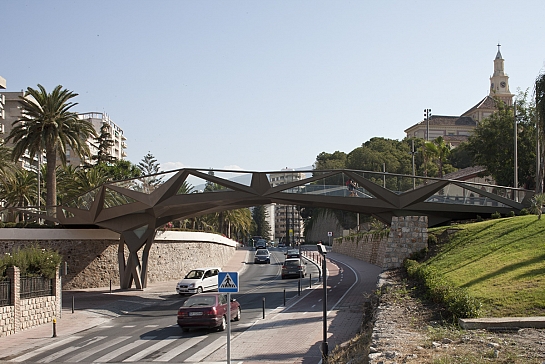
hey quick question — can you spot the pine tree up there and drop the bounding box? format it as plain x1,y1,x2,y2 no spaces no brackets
92,123,116,165
137,152,162,193
251,205,271,240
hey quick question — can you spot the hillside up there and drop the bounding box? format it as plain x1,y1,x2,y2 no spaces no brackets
427,215,545,317
330,215,545,363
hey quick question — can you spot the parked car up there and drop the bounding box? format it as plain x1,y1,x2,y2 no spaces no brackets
176,267,221,295
278,242,285,248
281,258,306,279
254,249,271,264
285,249,300,259
177,292,241,332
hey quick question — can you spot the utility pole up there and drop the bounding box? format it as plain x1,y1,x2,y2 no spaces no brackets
514,101,518,201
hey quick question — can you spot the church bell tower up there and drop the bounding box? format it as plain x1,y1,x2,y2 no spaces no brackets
489,44,514,106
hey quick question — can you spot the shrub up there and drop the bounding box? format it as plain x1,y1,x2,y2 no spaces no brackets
404,259,481,320
428,234,438,245
507,211,516,217
0,245,62,279
408,248,428,262
491,211,502,219
519,208,529,216
476,215,484,222
4,222,16,228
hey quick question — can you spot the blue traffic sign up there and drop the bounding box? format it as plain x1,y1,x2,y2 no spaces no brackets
218,272,239,293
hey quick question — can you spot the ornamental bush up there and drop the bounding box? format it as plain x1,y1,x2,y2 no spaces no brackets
0,245,62,279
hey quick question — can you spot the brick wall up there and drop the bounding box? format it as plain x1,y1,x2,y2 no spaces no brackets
332,216,428,269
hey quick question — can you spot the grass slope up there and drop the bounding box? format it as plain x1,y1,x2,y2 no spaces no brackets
427,215,545,317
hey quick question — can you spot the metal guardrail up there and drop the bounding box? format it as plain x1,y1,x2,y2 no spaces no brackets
0,278,10,306
20,275,52,299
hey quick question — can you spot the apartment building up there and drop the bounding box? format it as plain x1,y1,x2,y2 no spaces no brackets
63,112,127,166
269,169,306,245
0,90,126,168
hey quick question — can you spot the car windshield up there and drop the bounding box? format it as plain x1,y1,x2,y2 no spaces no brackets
184,270,204,279
182,295,216,307
256,250,268,256
285,260,300,267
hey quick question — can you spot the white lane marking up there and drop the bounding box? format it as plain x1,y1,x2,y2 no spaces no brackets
38,336,106,363
93,336,156,362
9,336,81,362
153,336,208,362
183,336,225,362
65,336,130,362
145,324,159,328
123,336,178,362
122,325,136,328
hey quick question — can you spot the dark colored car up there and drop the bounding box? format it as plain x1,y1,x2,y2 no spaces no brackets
254,249,271,264
285,249,300,259
177,292,241,332
281,258,306,279
255,239,267,249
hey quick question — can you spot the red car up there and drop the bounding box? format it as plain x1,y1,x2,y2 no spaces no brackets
177,292,241,332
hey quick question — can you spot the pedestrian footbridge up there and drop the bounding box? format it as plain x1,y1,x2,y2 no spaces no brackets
16,168,534,289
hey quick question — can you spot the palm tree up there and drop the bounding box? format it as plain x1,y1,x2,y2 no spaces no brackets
5,84,96,219
432,136,452,178
0,143,18,184
535,72,545,193
0,169,38,222
531,193,545,220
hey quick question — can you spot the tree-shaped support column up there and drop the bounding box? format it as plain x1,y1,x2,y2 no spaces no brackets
118,225,156,289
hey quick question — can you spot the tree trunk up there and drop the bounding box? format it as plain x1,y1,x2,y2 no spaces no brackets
45,146,57,223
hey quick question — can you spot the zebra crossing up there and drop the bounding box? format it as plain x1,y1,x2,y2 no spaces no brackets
6,331,242,363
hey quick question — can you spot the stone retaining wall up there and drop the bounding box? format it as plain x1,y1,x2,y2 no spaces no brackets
0,229,238,289
0,266,61,338
332,216,428,269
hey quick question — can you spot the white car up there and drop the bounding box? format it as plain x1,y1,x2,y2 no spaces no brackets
176,267,221,295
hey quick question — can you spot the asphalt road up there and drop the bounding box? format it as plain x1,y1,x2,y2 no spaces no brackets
3,248,329,364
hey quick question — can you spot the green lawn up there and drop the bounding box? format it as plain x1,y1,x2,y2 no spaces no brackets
426,215,545,317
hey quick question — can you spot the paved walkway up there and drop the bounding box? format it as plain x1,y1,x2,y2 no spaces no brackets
0,247,383,363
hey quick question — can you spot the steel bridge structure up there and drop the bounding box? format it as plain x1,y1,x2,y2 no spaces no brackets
15,168,534,289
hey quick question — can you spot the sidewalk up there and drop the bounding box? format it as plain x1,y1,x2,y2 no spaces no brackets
0,248,250,358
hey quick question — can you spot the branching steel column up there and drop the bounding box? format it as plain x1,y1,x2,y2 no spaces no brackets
118,226,156,289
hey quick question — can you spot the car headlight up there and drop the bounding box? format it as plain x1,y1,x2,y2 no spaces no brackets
188,283,195,288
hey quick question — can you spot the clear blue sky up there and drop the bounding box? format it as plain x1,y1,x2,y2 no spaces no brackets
1,0,544,173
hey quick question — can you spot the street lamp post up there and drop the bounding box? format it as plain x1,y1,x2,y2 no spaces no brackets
410,139,416,189
424,109,432,141
317,243,328,361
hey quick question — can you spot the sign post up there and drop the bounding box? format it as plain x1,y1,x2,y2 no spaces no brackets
327,231,332,246
218,272,239,364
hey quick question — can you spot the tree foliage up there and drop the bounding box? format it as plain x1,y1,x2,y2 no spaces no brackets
466,96,536,188
92,122,116,165
5,84,96,218
251,205,271,240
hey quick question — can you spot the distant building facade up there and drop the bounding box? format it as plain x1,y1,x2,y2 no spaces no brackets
63,112,127,166
0,90,126,168
269,169,306,245
405,46,514,146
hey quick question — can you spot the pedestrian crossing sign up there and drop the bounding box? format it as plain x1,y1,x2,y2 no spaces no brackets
218,272,239,292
